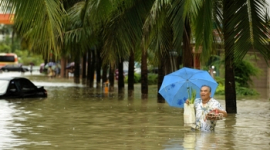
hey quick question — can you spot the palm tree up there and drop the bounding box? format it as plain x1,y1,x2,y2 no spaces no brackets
89,0,156,94
170,0,270,113
1,0,66,59
222,0,270,113
142,1,176,101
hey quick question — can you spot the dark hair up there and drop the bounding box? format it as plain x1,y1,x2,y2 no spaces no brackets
201,85,211,92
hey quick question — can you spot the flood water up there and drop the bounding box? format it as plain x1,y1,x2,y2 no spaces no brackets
0,72,270,149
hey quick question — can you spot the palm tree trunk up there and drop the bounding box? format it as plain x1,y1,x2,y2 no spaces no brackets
87,49,95,88
128,51,135,97
157,59,165,103
89,50,96,87
82,53,87,84
74,57,80,84
141,47,148,99
102,64,108,83
223,0,237,113
109,64,115,92
118,58,125,93
182,18,193,68
96,50,102,88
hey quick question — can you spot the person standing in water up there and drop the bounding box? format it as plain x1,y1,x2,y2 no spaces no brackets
186,85,227,132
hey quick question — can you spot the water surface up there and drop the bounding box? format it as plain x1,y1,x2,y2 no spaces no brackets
0,72,269,149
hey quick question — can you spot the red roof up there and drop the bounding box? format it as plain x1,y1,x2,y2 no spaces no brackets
0,14,14,24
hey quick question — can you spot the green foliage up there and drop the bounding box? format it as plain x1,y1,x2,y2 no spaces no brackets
0,43,11,52
134,73,141,83
148,73,158,85
214,76,259,96
235,84,259,96
124,73,158,85
125,73,141,84
188,87,196,104
15,49,43,66
215,84,225,95
214,76,225,95
234,55,261,88
206,54,261,96
0,25,44,66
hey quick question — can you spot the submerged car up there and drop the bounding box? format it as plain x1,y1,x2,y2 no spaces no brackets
0,64,29,72
0,77,47,98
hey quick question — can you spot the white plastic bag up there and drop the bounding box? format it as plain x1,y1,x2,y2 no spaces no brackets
184,103,195,125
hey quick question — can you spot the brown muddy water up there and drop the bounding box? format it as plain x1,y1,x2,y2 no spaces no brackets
0,72,270,150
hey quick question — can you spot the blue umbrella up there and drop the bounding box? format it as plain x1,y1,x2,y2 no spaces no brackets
44,62,56,68
159,67,218,108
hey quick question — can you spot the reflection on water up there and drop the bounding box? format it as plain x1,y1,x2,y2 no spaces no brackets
0,73,269,149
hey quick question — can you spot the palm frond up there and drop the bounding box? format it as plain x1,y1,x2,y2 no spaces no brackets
192,0,214,61
232,0,270,63
1,0,66,59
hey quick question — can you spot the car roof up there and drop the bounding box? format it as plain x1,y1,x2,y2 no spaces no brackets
0,77,28,81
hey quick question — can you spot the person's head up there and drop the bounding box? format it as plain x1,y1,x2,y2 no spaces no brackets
200,85,211,101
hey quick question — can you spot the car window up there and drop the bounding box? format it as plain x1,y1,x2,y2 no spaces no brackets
20,79,36,91
13,80,21,90
7,81,18,93
0,80,9,94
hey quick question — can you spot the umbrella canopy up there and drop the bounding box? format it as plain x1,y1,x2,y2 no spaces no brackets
159,67,218,108
66,62,74,69
45,62,55,68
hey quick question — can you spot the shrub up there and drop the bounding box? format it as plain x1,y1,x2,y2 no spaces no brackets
124,73,158,85
234,55,261,88
134,73,141,83
148,73,158,85
214,76,259,96
124,73,141,83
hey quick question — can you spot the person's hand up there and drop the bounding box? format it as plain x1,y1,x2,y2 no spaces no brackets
185,99,190,105
213,108,227,117
212,108,219,114
206,108,224,120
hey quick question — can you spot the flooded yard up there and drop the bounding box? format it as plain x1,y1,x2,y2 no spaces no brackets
0,72,270,149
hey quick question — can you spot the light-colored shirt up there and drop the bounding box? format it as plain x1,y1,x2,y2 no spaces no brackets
194,98,224,132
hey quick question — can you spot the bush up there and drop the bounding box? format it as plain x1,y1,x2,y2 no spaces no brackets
124,73,141,83
124,73,158,85
214,76,225,95
148,73,158,85
235,82,259,96
134,73,141,83
234,56,261,88
214,76,259,96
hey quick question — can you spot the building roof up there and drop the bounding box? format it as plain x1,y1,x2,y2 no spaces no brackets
0,14,14,24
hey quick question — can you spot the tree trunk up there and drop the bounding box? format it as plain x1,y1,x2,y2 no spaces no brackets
223,0,237,113
157,59,165,103
118,58,124,93
87,51,91,86
82,53,87,84
89,50,96,87
141,47,148,99
128,51,135,97
87,49,95,88
109,64,115,92
102,64,108,83
182,18,193,68
96,50,102,88
74,57,80,84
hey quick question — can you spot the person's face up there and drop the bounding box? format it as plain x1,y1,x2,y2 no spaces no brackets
200,86,211,100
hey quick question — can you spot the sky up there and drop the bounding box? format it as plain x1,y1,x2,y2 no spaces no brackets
267,0,270,14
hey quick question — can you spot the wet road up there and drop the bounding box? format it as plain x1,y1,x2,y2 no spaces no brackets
0,72,270,149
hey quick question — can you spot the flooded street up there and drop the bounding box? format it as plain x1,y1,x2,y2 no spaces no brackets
0,72,270,149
